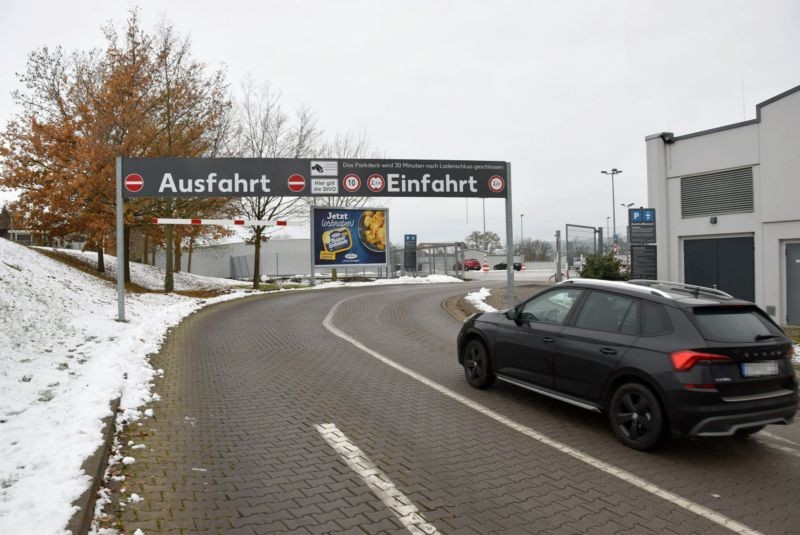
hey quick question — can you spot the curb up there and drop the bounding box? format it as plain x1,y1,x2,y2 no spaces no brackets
67,397,120,535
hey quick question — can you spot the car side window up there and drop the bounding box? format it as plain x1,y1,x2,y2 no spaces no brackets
574,291,639,334
520,288,584,325
641,302,672,336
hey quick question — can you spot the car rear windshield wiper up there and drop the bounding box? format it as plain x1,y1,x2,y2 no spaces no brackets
755,334,779,341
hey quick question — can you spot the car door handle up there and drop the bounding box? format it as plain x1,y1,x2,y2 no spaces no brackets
542,336,556,344
600,347,618,355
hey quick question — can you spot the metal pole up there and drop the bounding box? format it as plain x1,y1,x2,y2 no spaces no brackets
309,207,316,286
115,156,125,322
482,197,486,252
612,174,617,243
555,230,562,282
505,163,515,308
520,213,524,258
385,208,392,279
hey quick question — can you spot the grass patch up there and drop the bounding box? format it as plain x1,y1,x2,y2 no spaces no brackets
33,248,153,293
256,283,308,292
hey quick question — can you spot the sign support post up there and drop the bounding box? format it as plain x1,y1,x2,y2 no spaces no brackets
309,206,316,287
505,163,515,308
116,156,125,322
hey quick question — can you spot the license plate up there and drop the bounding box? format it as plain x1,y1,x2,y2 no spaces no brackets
741,361,780,378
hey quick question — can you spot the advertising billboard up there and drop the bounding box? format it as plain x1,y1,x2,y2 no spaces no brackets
312,207,388,267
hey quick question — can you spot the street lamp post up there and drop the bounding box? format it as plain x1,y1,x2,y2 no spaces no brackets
520,213,524,259
620,202,634,251
606,217,610,253
601,168,623,244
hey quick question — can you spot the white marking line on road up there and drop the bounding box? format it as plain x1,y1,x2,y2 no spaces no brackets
754,438,800,459
315,423,440,535
323,298,763,535
760,431,800,447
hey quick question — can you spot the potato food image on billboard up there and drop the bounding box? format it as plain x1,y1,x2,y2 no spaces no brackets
313,208,388,266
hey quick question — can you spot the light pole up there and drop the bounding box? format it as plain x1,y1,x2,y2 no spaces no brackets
606,217,610,253
519,213,524,258
620,202,634,251
601,168,622,244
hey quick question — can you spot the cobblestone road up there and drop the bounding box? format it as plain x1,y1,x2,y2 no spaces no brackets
115,282,800,534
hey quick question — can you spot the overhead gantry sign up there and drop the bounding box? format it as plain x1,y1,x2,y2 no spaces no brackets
116,157,514,321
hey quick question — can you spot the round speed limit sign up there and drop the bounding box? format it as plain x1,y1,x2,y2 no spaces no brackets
343,174,361,193
367,174,385,193
488,175,505,193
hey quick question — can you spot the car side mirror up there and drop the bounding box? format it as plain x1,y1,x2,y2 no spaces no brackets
505,308,520,321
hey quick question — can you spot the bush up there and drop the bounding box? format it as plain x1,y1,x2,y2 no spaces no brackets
580,254,628,281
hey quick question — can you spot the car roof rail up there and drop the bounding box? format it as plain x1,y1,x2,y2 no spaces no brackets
628,280,734,299
558,278,672,298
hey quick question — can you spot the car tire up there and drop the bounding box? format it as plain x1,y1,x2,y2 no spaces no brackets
609,382,667,451
733,425,766,437
463,339,495,389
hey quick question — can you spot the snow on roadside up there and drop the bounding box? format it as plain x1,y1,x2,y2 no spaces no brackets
36,247,243,291
794,345,799,365
0,240,464,535
465,287,498,313
313,273,462,290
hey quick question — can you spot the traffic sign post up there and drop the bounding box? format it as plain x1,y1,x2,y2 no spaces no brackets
115,157,516,321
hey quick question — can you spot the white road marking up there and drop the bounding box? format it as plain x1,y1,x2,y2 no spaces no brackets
760,431,800,447
315,423,440,535
754,438,800,459
323,298,763,535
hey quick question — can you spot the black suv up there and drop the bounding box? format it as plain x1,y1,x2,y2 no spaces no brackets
457,279,798,450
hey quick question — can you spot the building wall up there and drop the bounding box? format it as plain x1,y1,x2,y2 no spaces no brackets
646,86,800,325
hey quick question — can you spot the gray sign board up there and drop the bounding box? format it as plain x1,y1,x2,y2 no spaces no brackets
404,234,418,271
631,245,658,280
120,158,508,199
628,208,656,245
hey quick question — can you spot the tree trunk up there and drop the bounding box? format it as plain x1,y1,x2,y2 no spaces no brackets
164,224,174,293
143,234,149,265
252,235,261,290
123,224,131,284
187,235,194,273
97,241,105,273
173,234,182,273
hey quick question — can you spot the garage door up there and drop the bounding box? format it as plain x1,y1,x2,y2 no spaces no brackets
683,237,754,301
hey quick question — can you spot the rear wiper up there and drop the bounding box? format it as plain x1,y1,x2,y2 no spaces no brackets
755,334,779,341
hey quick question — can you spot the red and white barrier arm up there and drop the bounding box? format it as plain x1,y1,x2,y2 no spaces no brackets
151,218,288,226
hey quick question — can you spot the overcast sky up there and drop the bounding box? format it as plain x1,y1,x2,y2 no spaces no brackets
1,0,798,244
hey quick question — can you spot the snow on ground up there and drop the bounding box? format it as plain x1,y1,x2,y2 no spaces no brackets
0,239,463,535
464,287,497,313
37,247,244,291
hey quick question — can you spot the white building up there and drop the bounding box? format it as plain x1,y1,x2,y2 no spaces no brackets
646,84,800,325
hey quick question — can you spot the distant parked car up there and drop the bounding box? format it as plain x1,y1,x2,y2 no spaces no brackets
494,262,523,271
457,279,798,450
454,258,482,271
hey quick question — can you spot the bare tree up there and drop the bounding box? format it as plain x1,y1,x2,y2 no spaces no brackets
232,78,317,288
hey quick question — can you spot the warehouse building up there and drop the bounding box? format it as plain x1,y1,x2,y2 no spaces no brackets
646,84,800,325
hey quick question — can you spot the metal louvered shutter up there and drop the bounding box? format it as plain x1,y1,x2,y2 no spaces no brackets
680,167,754,218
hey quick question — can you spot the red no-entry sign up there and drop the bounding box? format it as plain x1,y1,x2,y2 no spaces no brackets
287,174,306,192
124,173,144,193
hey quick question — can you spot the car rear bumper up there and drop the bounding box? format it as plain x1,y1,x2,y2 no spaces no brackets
668,389,798,436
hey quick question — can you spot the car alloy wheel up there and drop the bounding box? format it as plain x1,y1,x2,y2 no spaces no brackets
609,383,666,451
463,340,495,389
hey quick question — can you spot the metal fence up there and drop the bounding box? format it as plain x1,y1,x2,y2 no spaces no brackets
565,224,601,269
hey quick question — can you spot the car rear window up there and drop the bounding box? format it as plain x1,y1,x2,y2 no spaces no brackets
692,306,783,342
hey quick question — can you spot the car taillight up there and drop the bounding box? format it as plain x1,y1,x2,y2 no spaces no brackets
670,350,732,371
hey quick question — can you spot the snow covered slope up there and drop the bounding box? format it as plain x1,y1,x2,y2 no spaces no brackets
0,240,252,534
38,247,244,291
